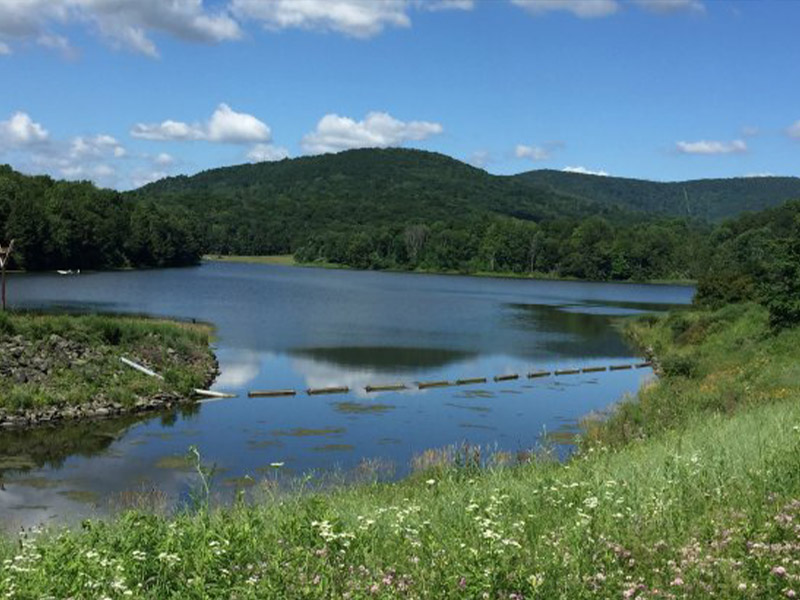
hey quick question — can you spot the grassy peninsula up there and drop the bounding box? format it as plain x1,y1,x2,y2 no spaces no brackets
1,303,799,598
0,312,216,426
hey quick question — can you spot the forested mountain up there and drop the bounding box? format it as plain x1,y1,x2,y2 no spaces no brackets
133,148,621,255
513,169,800,221
0,165,201,270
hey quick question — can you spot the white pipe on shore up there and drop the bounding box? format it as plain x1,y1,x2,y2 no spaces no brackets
120,357,164,380
193,389,236,399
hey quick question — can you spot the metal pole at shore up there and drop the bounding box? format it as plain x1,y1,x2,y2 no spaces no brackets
0,240,14,311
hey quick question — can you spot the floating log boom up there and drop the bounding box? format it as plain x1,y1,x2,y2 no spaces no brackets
307,386,350,396
527,370,551,378
493,374,519,382
609,364,633,371
555,368,581,375
456,377,487,385
417,381,451,389
365,384,407,393
248,389,296,398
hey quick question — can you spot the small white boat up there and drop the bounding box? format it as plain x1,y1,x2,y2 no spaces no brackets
56,269,81,276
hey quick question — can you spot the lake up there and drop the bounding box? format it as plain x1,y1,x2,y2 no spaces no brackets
0,262,693,529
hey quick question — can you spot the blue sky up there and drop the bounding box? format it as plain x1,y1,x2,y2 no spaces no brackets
0,0,798,190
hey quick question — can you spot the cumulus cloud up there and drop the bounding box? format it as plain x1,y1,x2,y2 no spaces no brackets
131,103,272,144
467,150,491,168
632,0,705,14
510,0,620,18
511,0,705,18
516,143,557,162
0,110,130,187
418,0,476,11
0,111,49,147
562,165,609,176
247,143,289,162
788,120,800,139
232,0,411,38
0,0,241,57
154,152,175,166
301,111,443,154
69,134,126,159
675,139,747,155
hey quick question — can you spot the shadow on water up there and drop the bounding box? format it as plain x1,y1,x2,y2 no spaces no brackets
288,346,476,372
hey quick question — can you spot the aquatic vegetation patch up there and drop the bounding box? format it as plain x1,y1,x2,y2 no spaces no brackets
332,402,395,414
271,427,346,438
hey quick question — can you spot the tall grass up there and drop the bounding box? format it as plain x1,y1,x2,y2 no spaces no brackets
2,303,800,598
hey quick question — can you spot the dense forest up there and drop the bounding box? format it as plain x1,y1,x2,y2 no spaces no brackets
3,148,800,286
514,169,800,221
0,165,202,270
694,199,800,328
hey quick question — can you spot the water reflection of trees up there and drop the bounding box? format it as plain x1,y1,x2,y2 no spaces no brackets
507,303,634,358
289,346,476,372
0,404,199,476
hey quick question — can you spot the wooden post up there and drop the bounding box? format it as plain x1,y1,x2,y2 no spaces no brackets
0,240,14,311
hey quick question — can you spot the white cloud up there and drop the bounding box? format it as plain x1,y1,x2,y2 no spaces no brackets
745,172,775,178
247,143,289,162
562,165,609,176
0,0,241,58
741,125,759,138
467,150,491,168
131,103,272,144
154,152,175,166
515,144,552,162
511,0,706,18
511,0,620,18
0,41,11,55
301,111,443,154
36,33,77,58
632,0,705,14
418,0,475,11
69,134,125,159
0,111,49,147
788,120,800,139
231,0,411,38
675,139,747,155
130,169,169,188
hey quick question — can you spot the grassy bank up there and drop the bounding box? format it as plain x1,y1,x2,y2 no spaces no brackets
2,304,799,598
204,254,697,286
0,311,215,414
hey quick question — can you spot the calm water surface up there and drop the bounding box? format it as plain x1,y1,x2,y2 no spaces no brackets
0,262,693,529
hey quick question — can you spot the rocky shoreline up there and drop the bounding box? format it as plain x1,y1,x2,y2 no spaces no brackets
0,332,219,430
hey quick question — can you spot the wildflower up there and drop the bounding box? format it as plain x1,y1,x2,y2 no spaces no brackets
270,462,285,468
773,566,788,577
584,496,599,510
670,577,684,586
738,583,747,590
528,574,543,589
426,479,436,485
458,577,466,589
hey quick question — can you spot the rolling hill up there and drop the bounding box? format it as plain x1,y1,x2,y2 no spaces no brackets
512,169,800,221
133,148,616,254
